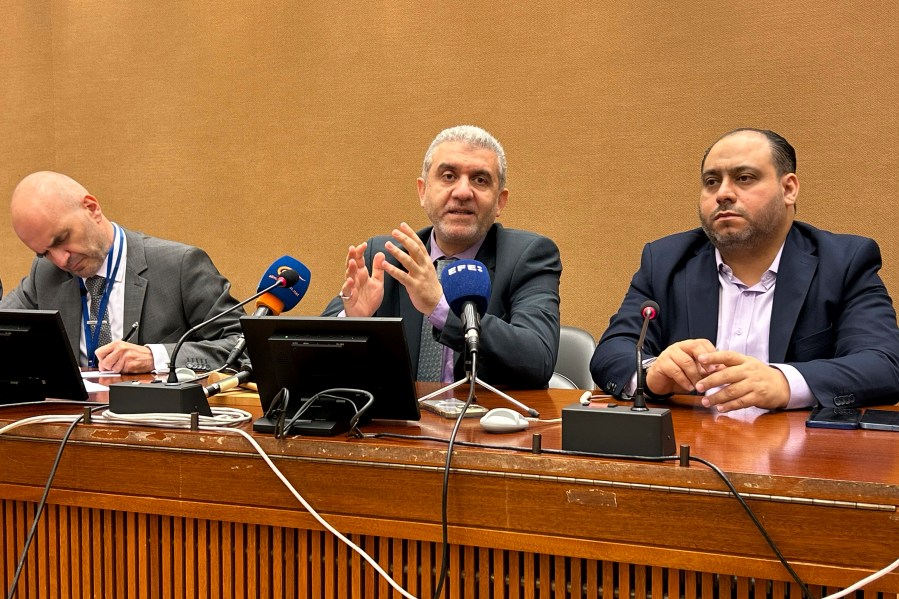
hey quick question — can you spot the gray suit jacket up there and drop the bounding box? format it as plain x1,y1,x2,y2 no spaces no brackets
0,228,244,370
323,224,562,388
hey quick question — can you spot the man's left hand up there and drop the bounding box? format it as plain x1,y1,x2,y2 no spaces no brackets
381,222,444,317
694,350,791,412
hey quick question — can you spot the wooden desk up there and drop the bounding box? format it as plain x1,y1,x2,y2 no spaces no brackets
0,383,897,598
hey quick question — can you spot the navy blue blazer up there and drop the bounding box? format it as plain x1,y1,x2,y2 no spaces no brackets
591,222,899,408
323,224,561,388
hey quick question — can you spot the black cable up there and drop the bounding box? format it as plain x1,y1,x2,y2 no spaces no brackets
689,454,812,599
5,405,106,599
433,354,479,599
370,433,811,598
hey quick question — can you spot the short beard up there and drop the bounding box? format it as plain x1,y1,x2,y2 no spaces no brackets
699,201,783,254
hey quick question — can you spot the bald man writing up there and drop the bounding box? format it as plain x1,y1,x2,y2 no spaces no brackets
0,171,244,373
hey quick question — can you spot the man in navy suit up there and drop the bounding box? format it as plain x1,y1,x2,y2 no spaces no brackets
591,128,899,411
323,126,561,387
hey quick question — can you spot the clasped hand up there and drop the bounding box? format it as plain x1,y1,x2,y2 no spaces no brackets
645,339,790,411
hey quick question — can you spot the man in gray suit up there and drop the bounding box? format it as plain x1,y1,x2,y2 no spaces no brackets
323,126,561,388
0,171,244,373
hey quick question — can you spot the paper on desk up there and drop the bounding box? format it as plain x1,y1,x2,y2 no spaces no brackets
84,380,108,393
81,370,120,379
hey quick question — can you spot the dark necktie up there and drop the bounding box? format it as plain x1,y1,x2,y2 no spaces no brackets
417,258,455,382
86,275,112,347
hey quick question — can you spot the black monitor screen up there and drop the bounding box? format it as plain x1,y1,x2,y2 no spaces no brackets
241,316,421,430
0,309,88,403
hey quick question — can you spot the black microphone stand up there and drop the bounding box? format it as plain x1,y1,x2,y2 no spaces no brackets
166,277,290,383
108,275,295,417
417,311,540,418
631,314,653,411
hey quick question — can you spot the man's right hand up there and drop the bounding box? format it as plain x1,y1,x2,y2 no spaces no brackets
339,242,385,317
645,338,719,395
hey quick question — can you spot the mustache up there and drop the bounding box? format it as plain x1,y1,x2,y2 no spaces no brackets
711,203,747,218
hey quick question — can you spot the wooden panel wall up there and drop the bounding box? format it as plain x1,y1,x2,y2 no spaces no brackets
5,500,882,599
1,1,897,339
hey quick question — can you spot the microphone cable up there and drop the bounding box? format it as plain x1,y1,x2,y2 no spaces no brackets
0,405,107,599
433,352,480,599
0,406,420,599
372,429,877,599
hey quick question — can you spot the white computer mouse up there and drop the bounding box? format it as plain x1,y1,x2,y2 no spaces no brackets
479,407,530,433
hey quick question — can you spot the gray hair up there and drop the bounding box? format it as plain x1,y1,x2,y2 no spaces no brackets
421,125,507,189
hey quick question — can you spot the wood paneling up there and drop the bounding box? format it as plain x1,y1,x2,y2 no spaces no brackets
1,1,898,337
0,388,897,597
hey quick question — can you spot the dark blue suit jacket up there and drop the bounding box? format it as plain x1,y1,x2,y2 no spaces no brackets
591,222,899,408
323,224,562,388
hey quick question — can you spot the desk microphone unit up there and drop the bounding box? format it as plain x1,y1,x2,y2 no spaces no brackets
561,300,676,457
108,259,306,417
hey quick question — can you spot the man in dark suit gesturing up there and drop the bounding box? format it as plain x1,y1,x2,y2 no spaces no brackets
0,171,244,374
591,128,899,411
323,126,561,388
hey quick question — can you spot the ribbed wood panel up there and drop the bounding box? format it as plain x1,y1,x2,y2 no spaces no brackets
1,500,893,598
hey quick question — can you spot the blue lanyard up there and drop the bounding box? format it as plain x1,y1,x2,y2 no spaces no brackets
80,224,125,367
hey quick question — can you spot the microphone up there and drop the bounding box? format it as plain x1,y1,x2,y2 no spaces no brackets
108,258,309,416
440,259,491,363
561,298,675,457
204,366,253,398
222,256,311,369
632,300,660,411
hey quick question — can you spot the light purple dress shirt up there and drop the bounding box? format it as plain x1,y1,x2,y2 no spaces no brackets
427,231,487,382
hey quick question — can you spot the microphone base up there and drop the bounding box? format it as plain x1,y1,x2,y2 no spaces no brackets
108,381,213,417
561,402,676,457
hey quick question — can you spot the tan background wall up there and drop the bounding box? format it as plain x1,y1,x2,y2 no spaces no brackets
2,1,897,341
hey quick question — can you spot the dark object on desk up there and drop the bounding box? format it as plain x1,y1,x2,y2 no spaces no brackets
108,380,213,416
0,309,88,403
241,316,421,436
805,405,861,430
859,408,899,431
561,401,676,457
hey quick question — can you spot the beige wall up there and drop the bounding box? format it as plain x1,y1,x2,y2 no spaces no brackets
2,1,897,340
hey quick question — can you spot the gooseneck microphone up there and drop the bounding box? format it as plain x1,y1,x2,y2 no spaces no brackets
632,300,660,411
204,365,253,398
166,263,304,383
440,259,491,365
561,297,675,457
222,256,311,370
109,258,309,417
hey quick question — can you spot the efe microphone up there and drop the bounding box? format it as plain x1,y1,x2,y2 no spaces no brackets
440,259,491,365
632,300,659,411
222,256,311,369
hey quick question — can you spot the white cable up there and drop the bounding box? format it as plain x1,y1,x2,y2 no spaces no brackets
821,556,899,599
91,410,418,599
97,408,252,428
217,427,418,599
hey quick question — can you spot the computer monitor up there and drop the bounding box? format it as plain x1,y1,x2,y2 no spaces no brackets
240,316,421,435
0,309,89,403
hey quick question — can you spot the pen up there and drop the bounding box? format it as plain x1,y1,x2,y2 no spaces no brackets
123,321,139,343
